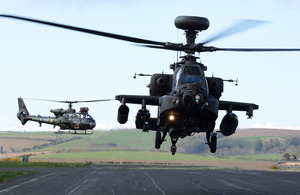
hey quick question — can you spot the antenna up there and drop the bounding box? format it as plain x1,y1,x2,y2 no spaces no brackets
133,72,152,79
223,77,238,86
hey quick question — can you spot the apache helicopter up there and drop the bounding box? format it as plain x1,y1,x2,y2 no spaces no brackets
17,97,111,134
2,15,300,154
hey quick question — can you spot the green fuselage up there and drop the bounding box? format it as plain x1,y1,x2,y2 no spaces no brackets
24,112,96,130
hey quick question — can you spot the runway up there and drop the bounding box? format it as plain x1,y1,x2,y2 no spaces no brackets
0,164,300,195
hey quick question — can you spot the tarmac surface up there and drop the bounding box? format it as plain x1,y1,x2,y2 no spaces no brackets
0,164,300,195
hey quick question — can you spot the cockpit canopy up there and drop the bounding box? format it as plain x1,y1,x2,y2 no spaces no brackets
67,112,94,122
173,65,208,93
180,66,204,84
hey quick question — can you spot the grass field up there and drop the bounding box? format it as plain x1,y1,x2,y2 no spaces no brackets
230,153,283,161
0,171,35,182
28,130,170,152
0,129,297,165
32,150,238,162
0,161,92,168
0,131,56,139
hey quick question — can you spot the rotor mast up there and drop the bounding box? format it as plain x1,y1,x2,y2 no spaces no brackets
68,102,73,109
174,16,209,55
169,16,210,71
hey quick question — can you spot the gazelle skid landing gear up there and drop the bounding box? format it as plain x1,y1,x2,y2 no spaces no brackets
206,132,217,153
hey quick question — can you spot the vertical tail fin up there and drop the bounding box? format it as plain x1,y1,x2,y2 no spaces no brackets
17,97,29,125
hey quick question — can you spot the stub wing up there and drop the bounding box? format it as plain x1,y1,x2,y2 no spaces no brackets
219,100,259,118
115,95,259,118
115,95,160,106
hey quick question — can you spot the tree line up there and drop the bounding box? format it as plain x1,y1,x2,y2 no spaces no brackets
177,135,300,158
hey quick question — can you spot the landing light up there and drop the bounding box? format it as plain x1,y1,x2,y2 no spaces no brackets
169,115,175,121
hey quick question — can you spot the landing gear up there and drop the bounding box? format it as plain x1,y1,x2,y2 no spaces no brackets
170,136,179,155
54,129,93,135
210,133,217,153
206,132,217,153
155,131,167,149
171,145,177,155
155,131,161,149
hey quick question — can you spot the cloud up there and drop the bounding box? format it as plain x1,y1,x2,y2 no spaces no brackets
95,122,136,131
0,115,55,132
10,123,54,132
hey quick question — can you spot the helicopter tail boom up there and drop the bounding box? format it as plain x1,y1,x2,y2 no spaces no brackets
17,97,30,125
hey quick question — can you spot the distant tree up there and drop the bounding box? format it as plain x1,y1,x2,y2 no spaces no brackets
286,137,300,147
262,138,284,153
286,146,300,160
282,153,290,161
178,136,207,153
254,140,263,152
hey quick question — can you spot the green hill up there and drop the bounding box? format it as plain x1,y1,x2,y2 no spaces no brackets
1,128,300,163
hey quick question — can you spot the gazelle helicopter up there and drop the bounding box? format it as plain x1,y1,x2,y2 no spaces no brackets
17,97,111,134
2,14,300,154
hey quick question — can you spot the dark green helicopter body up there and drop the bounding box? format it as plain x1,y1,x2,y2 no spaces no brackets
17,98,108,134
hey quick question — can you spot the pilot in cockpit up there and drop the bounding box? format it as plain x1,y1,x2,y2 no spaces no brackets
184,66,201,75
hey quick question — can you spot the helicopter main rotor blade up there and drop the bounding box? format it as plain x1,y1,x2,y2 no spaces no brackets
25,98,114,104
200,19,268,46
3,14,300,54
142,44,300,53
0,14,165,46
25,98,65,103
142,44,183,51
214,47,300,52
74,99,114,103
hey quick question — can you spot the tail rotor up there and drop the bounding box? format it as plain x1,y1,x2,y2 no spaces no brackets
17,97,29,125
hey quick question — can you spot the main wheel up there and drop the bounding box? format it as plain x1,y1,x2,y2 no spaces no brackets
210,135,217,153
155,131,162,149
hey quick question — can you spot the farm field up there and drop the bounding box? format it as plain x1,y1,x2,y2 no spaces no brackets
0,128,300,170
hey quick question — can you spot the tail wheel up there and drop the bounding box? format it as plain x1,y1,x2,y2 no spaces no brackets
155,131,162,149
171,146,177,155
210,134,217,153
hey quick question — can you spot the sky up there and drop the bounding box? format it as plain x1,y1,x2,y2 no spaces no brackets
0,0,300,131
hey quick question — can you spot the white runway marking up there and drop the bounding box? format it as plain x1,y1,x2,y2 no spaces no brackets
0,172,57,194
143,171,166,195
64,170,97,195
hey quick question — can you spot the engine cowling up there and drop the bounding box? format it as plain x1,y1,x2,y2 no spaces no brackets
149,74,172,96
206,77,223,99
117,105,129,124
220,113,238,136
50,108,70,117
